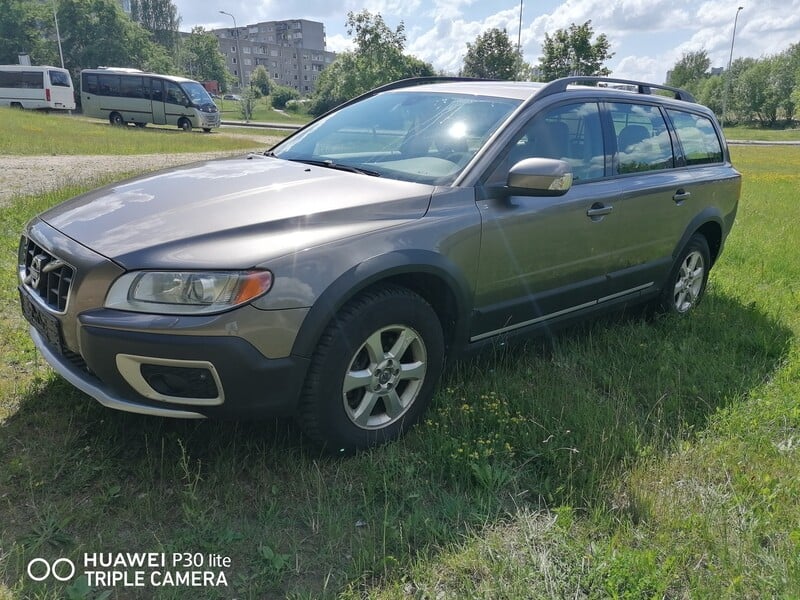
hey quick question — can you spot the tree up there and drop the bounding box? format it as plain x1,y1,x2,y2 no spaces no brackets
250,65,271,96
539,20,613,81
57,0,167,77
667,50,711,91
310,10,434,115
130,0,180,52
180,26,231,90
270,83,299,109
0,0,58,66
462,28,527,80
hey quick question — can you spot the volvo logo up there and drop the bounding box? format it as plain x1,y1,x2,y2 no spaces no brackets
25,254,64,291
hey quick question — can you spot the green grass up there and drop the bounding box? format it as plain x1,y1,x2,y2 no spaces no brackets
723,125,800,141
1,145,798,598
0,108,262,155
216,97,311,126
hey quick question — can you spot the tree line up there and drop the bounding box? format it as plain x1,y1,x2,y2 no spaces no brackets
0,0,228,91
2,2,796,125
668,47,800,126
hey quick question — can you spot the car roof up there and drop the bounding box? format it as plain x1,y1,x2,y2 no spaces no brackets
395,81,548,101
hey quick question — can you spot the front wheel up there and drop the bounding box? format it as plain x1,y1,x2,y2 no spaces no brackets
178,117,192,132
298,285,444,453
657,234,711,315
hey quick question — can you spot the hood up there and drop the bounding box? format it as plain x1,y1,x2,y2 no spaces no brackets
41,155,433,269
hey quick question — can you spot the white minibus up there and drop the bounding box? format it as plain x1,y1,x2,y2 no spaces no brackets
0,65,76,110
80,67,220,132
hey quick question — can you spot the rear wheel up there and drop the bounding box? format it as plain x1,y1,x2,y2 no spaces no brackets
178,118,192,132
298,285,444,453
657,234,711,315
109,112,125,126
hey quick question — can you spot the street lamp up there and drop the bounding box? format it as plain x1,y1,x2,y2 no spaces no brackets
722,6,743,127
219,10,243,90
52,0,64,69
517,0,523,52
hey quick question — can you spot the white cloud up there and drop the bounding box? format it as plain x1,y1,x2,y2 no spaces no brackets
174,0,800,85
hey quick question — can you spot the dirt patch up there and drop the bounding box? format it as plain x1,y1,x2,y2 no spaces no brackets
0,151,253,206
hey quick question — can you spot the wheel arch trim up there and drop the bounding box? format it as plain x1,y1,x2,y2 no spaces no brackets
290,250,473,359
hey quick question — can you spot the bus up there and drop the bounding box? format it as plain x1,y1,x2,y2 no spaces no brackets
80,68,220,132
0,65,75,110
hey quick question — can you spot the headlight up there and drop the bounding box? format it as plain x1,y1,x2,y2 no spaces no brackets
105,270,273,315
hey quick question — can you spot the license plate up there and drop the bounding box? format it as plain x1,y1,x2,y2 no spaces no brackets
19,288,64,353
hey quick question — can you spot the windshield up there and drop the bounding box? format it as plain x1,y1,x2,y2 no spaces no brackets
182,81,215,106
272,91,520,185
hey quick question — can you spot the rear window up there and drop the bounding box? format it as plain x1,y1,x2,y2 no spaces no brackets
667,110,723,165
49,70,71,87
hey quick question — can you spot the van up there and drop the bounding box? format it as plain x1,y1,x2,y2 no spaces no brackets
0,65,75,110
80,67,220,132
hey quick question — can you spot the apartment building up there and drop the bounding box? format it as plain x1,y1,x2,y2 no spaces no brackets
212,19,336,94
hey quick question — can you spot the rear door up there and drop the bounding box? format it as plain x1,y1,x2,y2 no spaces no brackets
46,69,75,109
597,102,687,294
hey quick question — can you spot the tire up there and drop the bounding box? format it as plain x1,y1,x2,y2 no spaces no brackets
178,118,192,132
109,112,124,126
202,127,212,133
298,285,444,453
657,233,711,315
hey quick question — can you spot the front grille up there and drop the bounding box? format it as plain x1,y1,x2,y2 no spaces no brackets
19,236,75,313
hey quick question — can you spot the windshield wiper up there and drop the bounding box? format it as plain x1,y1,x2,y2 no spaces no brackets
286,158,381,177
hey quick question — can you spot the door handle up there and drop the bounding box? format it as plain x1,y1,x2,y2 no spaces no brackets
586,203,614,218
673,190,691,203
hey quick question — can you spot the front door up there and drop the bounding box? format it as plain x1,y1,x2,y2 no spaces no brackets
150,79,166,125
471,101,617,340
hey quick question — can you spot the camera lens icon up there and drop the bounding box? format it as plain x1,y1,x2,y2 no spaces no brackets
27,557,76,582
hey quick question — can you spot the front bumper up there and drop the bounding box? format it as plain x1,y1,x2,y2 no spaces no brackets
29,318,310,419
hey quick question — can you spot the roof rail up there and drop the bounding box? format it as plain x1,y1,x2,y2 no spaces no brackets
537,76,696,103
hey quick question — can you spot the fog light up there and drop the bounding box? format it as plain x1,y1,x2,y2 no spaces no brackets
140,364,218,399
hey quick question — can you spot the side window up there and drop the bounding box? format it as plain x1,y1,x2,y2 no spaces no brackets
486,102,604,185
83,73,98,94
165,82,187,105
98,74,121,97
150,79,163,102
667,110,723,165
609,103,673,174
120,76,144,99
22,71,44,89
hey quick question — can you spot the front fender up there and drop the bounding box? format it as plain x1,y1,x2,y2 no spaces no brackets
290,249,474,358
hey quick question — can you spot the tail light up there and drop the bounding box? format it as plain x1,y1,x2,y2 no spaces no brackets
46,88,51,102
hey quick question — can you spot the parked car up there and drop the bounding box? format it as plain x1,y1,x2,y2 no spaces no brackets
18,76,740,451
222,93,241,101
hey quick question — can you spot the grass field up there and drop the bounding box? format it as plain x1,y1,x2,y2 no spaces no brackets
216,98,311,126
724,125,800,142
0,108,263,156
0,131,798,597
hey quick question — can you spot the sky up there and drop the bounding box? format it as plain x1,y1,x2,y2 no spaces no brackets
172,0,800,83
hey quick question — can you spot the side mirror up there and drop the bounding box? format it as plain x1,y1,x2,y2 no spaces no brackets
507,157,573,196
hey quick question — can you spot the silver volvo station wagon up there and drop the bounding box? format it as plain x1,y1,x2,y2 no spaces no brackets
18,77,741,451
